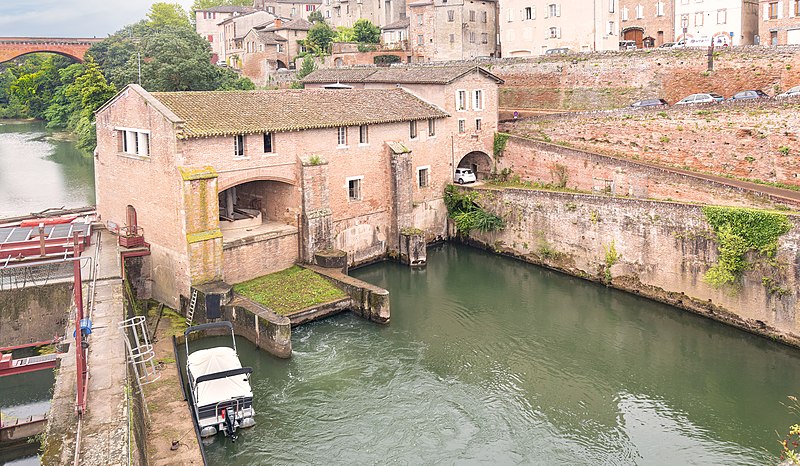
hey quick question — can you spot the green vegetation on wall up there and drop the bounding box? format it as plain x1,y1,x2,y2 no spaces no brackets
702,206,792,287
233,266,347,315
493,132,510,158
444,185,505,235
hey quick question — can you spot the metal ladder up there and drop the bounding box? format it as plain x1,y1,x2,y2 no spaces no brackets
186,289,198,326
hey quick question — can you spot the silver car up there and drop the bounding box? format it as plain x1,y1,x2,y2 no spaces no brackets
776,85,800,98
674,93,724,105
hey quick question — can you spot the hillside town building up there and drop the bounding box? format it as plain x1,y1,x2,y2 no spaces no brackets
220,10,278,66
498,0,619,55
94,66,502,308
674,0,759,46
254,0,322,19
758,0,800,44
194,5,258,62
408,0,498,61
618,0,675,47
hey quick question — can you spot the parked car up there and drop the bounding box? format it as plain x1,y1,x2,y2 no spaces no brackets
544,48,571,55
776,85,800,98
619,40,637,51
674,93,724,105
729,90,769,101
454,168,477,184
631,98,669,108
659,42,676,48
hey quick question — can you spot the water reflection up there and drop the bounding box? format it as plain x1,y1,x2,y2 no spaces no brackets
0,120,95,218
203,243,798,465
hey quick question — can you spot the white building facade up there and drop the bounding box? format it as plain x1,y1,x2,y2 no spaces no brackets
674,0,759,46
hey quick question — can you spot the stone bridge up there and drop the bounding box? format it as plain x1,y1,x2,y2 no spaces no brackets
0,37,102,63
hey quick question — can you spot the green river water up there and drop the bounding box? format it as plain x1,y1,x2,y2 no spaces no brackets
204,243,800,465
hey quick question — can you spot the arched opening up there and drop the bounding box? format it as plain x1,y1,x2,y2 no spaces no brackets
334,57,344,68
218,179,300,241
276,60,287,69
0,50,84,65
622,28,644,48
456,151,492,181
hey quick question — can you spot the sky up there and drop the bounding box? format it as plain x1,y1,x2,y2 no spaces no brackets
0,0,196,38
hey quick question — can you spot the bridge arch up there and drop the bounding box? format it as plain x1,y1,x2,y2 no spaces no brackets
0,38,101,64
217,177,300,236
456,150,492,180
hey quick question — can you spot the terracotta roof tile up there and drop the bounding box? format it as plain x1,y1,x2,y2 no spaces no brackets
151,89,449,138
303,65,503,84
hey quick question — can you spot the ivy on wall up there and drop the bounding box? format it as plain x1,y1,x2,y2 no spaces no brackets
493,132,511,158
444,185,505,235
702,206,792,287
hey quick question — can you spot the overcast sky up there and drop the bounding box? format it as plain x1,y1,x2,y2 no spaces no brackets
0,0,196,38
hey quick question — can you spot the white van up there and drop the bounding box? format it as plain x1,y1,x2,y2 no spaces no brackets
674,35,731,48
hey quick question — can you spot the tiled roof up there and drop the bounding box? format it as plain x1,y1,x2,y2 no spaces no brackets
303,65,504,84
198,5,257,13
382,17,410,30
256,31,287,44
151,89,449,138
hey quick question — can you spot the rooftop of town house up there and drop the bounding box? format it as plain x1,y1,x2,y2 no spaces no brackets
255,30,288,44
382,17,410,30
149,88,449,138
197,5,258,13
260,18,313,31
302,65,504,85
218,10,274,26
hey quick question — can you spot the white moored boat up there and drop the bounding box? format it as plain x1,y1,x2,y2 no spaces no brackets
184,322,255,440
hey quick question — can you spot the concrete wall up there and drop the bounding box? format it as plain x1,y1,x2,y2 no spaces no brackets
0,283,72,346
501,101,800,188
496,135,799,209
459,186,800,345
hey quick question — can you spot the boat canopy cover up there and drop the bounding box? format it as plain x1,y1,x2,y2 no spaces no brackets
188,347,252,407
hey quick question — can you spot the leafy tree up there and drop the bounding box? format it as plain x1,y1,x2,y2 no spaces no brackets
147,2,192,29
353,19,380,44
307,10,324,23
334,26,355,43
305,21,335,54
296,56,317,80
192,0,252,11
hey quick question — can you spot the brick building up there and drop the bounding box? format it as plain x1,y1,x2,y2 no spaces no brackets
194,5,258,62
220,10,277,67
499,0,619,56
408,0,498,61
255,0,322,20
674,0,759,46
619,0,675,47
316,0,407,28
759,0,800,44
94,66,502,307
239,18,312,82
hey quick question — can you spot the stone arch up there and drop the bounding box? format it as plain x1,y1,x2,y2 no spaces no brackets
0,50,84,64
456,151,492,180
218,178,300,235
276,59,287,69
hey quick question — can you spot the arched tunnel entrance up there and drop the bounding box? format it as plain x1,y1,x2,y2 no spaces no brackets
218,179,300,241
456,151,493,181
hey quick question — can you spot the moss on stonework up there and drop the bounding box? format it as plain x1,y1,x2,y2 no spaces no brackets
233,266,347,315
186,229,222,244
401,227,424,236
179,166,218,181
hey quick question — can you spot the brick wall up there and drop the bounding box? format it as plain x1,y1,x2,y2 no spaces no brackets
502,100,800,187
463,187,800,346
223,231,299,284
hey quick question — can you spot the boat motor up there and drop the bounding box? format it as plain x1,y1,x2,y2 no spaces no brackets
221,408,238,442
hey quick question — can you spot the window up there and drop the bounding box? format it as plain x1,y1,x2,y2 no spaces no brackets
450,33,455,43
417,34,424,45
263,132,274,153
470,32,476,43
448,9,455,21
326,10,331,18
417,166,430,188
456,90,467,110
306,4,314,10
768,2,778,19
608,0,615,13
548,3,559,17
118,129,150,157
428,119,436,137
606,21,615,35
472,89,483,110
475,118,482,131
291,7,296,15
481,11,487,23
234,134,245,157
549,27,559,38
337,127,347,146
525,7,532,20
635,4,643,19
656,1,664,16
207,34,214,42
458,119,466,133
622,7,628,21
409,120,417,139
417,14,423,25
795,0,800,16
470,10,475,21
347,177,362,201
481,33,488,44
694,12,703,26
507,8,513,21
277,43,284,53
359,125,368,144
717,9,727,24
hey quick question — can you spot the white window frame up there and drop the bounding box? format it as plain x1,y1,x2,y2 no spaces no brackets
472,89,484,110
234,134,245,158
428,119,436,137
475,118,482,131
416,165,431,188
346,176,363,201
263,132,274,153
116,127,151,158
622,6,629,21
410,120,418,139
337,126,348,147
458,119,466,133
717,9,727,24
359,125,369,145
656,1,664,16
456,89,467,111
608,0,615,13
635,4,643,19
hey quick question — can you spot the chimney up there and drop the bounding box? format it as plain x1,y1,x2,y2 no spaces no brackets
274,18,282,28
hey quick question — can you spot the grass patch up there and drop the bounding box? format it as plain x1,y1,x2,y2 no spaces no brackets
234,266,347,315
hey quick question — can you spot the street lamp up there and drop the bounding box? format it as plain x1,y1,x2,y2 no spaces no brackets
681,15,688,44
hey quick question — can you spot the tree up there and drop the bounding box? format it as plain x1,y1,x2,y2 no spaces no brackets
295,56,317,80
305,22,336,55
334,26,355,43
353,19,380,44
307,10,324,23
147,2,192,29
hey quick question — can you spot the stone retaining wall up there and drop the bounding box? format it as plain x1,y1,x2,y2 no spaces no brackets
0,282,72,346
